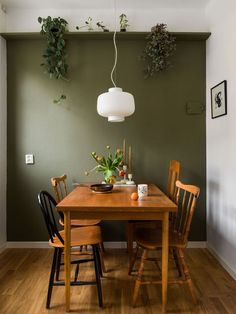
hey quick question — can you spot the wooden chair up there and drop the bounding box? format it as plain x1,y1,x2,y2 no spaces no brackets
51,174,106,273
166,159,181,200
51,174,101,227
129,180,200,307
38,191,103,309
127,160,181,266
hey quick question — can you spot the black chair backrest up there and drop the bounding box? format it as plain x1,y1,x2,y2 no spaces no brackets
38,190,64,245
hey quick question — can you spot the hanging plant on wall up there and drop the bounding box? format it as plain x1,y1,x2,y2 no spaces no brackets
142,23,176,77
38,16,68,80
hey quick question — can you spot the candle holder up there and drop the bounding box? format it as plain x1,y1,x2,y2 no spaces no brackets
126,173,135,185
123,165,128,182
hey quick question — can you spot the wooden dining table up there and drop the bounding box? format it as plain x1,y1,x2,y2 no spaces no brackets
57,183,177,313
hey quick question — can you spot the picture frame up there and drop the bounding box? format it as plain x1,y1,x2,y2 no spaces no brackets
211,80,227,119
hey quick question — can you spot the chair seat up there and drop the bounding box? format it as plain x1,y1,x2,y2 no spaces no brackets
59,218,101,227
49,226,102,248
135,227,186,250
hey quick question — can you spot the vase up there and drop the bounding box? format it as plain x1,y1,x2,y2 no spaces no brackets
103,170,116,184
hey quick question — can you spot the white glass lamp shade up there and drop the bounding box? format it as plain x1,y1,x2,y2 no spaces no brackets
97,87,135,122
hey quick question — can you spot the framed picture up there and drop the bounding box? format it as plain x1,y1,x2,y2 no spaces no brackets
211,80,227,119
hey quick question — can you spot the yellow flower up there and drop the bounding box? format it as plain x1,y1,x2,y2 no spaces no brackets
108,175,116,184
86,145,124,181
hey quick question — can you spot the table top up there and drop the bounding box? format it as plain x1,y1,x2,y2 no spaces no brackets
57,183,177,214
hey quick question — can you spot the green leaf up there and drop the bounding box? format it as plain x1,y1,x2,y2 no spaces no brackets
38,15,68,80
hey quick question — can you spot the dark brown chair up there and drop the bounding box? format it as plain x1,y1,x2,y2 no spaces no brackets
129,180,200,307
127,160,181,266
38,191,103,309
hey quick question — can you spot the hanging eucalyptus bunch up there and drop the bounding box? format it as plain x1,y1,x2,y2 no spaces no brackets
38,16,68,79
142,23,176,77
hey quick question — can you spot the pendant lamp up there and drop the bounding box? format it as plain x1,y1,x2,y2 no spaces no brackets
97,12,135,122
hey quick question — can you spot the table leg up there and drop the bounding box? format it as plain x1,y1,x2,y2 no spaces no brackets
64,211,71,312
162,212,169,313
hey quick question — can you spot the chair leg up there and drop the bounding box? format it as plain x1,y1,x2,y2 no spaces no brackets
178,248,197,304
99,243,106,274
100,242,105,253
127,222,135,268
55,248,62,281
46,248,58,309
93,245,103,307
132,248,148,307
74,263,79,282
154,254,162,273
128,245,139,275
95,245,103,277
173,248,182,277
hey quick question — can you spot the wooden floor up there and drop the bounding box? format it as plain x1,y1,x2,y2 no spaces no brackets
0,248,236,313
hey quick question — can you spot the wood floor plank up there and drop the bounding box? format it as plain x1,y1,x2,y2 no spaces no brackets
0,248,235,313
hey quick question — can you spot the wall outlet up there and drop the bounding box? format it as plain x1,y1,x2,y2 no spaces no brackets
25,154,34,165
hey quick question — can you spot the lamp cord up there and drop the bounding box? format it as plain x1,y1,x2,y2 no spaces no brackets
111,0,117,87
111,31,117,87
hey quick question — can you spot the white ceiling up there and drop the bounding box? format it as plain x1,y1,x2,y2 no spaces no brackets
1,0,211,10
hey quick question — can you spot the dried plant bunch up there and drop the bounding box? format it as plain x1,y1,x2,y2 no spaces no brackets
142,23,176,77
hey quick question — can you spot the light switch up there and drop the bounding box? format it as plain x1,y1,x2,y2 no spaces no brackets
25,154,34,165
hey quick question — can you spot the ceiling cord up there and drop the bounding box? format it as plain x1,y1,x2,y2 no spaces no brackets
110,0,117,87
110,30,117,87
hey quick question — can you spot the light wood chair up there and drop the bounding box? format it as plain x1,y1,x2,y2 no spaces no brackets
51,174,106,273
127,160,181,266
166,159,181,200
129,180,200,307
38,191,103,309
51,174,101,227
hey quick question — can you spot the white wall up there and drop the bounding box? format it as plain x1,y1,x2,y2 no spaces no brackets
0,4,6,32
206,0,236,278
0,36,7,251
3,6,208,32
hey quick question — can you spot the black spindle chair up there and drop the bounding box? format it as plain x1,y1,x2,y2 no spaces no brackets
38,190,103,309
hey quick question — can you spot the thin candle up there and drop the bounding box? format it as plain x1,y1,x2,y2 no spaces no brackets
128,145,132,173
123,138,126,164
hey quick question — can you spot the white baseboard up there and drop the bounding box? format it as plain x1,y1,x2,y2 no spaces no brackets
0,242,7,253
104,241,127,249
5,241,206,250
7,241,50,249
6,241,125,249
207,243,236,281
187,241,206,248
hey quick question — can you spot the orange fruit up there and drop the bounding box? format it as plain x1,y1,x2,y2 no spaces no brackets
131,192,139,201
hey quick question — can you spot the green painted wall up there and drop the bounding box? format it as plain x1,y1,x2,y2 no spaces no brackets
7,37,206,241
